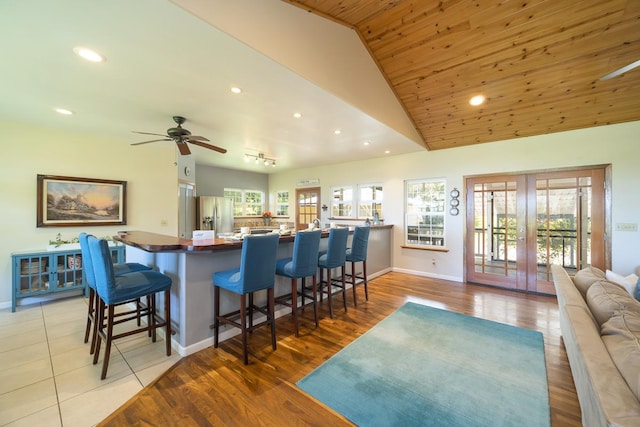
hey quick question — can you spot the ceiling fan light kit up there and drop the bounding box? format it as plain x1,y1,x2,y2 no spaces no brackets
131,115,227,155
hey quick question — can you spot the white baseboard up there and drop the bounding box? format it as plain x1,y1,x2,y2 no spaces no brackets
392,267,462,283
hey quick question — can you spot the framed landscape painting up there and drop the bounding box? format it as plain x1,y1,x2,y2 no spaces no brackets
37,174,127,227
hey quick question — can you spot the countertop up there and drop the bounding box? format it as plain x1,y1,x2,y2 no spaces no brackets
114,225,392,253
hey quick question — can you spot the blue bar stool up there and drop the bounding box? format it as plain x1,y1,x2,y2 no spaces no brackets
79,232,152,355
318,227,349,318
346,226,370,306
88,235,172,380
212,233,280,365
275,229,322,337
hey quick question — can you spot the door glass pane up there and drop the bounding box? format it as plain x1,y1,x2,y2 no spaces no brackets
536,177,586,279
297,189,319,229
473,189,486,273
473,181,517,277
581,186,592,267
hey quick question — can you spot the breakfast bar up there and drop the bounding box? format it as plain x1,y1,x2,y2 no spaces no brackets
114,226,392,356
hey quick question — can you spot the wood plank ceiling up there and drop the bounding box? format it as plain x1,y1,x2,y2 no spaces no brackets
283,0,640,150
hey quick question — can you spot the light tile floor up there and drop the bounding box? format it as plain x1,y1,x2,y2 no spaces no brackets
0,297,181,427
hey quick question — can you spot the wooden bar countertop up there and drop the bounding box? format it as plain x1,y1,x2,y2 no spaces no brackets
114,226,392,253
114,230,306,253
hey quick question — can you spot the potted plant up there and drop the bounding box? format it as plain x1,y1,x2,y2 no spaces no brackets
262,211,272,226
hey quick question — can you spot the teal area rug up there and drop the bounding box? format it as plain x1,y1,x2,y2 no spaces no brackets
297,302,550,426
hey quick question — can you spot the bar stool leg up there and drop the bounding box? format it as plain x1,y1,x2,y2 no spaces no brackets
84,288,95,343
312,274,319,327
351,262,358,307
150,294,157,342
164,289,171,356
240,294,248,365
363,260,369,301
213,286,220,348
327,268,334,318
341,265,347,312
93,299,105,365
101,304,115,380
291,278,299,337
268,288,276,350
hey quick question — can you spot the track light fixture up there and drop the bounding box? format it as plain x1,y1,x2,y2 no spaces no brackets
243,152,276,167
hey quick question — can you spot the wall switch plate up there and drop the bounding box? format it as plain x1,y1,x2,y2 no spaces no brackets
615,222,638,232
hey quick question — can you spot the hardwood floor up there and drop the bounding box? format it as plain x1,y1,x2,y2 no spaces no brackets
100,272,581,426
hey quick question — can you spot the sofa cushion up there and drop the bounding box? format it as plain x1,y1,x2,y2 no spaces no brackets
606,269,639,296
586,280,640,327
601,310,640,401
574,266,606,298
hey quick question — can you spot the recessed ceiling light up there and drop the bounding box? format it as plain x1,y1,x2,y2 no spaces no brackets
230,86,242,94
334,129,341,135
363,141,370,146
73,46,104,63
293,112,302,118
469,95,486,106
385,150,391,154
54,108,74,115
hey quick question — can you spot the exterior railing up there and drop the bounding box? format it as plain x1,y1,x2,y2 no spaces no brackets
474,227,584,268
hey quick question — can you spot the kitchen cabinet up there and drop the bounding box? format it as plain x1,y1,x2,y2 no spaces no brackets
11,245,124,312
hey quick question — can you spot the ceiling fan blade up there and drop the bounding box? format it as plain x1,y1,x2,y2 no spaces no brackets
186,135,209,142
176,141,191,155
131,138,171,146
132,131,168,137
188,140,227,154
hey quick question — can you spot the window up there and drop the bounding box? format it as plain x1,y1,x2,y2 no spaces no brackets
224,189,243,217
331,186,353,218
358,184,383,219
276,191,289,216
405,179,446,247
224,188,265,217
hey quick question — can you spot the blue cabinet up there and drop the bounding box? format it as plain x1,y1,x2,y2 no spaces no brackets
11,245,125,312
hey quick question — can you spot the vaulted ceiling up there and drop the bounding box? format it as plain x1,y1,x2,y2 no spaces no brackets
2,1,638,172
284,0,640,150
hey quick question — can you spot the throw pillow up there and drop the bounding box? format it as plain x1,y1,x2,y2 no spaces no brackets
606,269,639,296
601,310,640,401
635,277,640,302
573,266,606,298
586,280,640,326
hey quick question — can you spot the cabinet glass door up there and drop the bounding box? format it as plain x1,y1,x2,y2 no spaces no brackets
18,255,50,294
52,252,83,289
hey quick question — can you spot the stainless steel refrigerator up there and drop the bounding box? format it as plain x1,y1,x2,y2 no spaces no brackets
195,196,234,236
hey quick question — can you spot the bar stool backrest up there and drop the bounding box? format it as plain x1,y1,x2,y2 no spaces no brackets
324,227,349,268
79,232,96,289
238,234,281,293
290,230,322,277
348,226,370,262
87,235,118,303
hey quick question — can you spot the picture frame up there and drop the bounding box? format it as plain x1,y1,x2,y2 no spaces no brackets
37,174,127,227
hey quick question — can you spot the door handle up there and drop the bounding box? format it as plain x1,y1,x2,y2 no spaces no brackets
517,237,525,241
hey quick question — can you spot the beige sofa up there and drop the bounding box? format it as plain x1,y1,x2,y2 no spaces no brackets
551,264,640,426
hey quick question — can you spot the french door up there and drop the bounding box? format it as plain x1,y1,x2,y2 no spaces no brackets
465,167,606,294
295,187,321,231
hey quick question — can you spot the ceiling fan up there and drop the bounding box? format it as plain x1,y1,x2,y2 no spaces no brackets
131,116,227,155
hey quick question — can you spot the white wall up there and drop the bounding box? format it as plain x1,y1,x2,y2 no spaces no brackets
2,119,638,307
268,121,640,281
0,120,181,307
